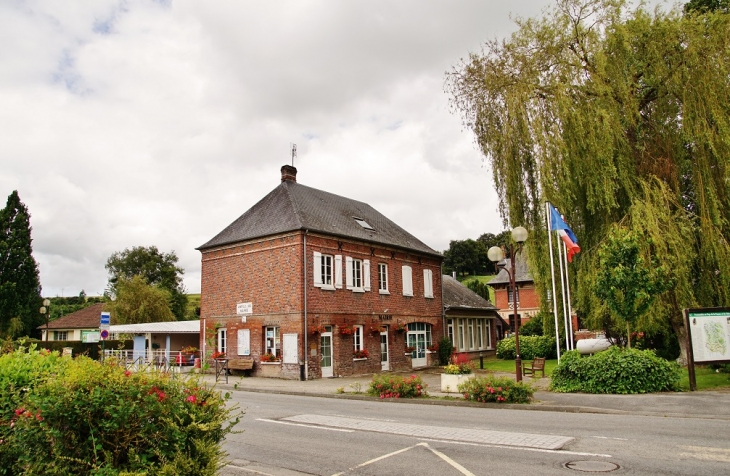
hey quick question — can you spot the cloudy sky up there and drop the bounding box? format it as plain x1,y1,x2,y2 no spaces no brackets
2,0,578,297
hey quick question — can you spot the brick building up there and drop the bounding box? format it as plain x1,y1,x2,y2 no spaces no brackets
442,275,502,356
197,165,444,379
486,252,540,336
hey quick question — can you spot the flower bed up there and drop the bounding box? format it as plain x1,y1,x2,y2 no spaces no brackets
368,373,428,398
458,375,534,403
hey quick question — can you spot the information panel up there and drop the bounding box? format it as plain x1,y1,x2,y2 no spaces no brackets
688,309,730,363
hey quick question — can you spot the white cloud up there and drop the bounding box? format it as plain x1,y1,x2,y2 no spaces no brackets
1,0,557,297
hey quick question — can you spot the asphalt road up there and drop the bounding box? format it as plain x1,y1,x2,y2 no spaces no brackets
220,391,730,476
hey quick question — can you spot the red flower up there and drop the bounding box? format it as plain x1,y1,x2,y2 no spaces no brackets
186,395,197,403
124,370,131,377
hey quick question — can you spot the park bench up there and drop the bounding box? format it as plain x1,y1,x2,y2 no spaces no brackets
522,357,546,378
227,358,254,372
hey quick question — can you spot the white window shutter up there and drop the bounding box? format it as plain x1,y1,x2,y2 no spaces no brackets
345,256,353,290
424,269,433,298
402,265,413,296
363,260,371,291
334,255,343,289
237,329,250,356
313,252,322,287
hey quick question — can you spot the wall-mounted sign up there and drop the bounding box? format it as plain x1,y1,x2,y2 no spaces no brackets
237,302,252,315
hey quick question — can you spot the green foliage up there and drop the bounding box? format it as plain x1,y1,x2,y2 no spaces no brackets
593,228,671,344
496,335,557,360
684,0,730,14
437,336,454,365
465,280,493,303
106,246,188,321
47,294,106,321
0,191,42,339
549,348,681,394
458,376,534,404
519,312,544,336
367,373,428,398
109,276,176,324
447,0,730,363
0,347,242,475
443,239,488,276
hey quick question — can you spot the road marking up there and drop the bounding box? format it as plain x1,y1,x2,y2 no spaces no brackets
420,438,612,458
257,418,353,432
283,414,573,450
224,464,276,475
679,446,730,463
331,442,475,476
590,436,629,441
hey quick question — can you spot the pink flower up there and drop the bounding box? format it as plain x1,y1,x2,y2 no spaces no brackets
186,395,197,403
497,387,502,392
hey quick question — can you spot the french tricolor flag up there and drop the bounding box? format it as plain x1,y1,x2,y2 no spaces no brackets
549,204,581,262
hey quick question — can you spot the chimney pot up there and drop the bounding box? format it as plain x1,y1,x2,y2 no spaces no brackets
281,165,297,182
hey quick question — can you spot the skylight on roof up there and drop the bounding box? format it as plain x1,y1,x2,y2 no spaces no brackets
353,217,375,231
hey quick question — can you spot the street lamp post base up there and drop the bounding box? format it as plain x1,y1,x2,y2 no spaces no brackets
515,356,522,382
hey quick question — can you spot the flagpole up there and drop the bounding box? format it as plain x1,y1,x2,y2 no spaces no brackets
562,240,575,350
556,228,570,352
546,202,561,362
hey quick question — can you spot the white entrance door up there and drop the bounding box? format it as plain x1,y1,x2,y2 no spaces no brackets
380,330,389,371
320,332,333,378
407,331,427,368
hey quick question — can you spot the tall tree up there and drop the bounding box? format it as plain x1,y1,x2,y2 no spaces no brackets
447,0,730,361
0,191,42,337
443,239,488,276
105,246,188,321
109,276,175,325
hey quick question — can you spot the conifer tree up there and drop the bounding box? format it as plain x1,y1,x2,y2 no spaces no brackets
0,191,42,337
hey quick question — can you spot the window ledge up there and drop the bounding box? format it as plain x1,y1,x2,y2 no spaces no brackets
352,358,368,361
425,295,434,299
320,285,336,291
260,361,282,365
351,288,365,293
379,290,390,295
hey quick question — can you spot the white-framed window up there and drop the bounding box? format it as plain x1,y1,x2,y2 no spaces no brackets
217,328,227,354
314,252,335,289
452,317,494,351
477,320,483,349
353,325,364,352
402,265,413,296
237,329,250,356
468,319,475,350
378,263,389,294
265,326,280,357
508,285,520,306
346,257,369,292
423,269,434,298
55,331,68,341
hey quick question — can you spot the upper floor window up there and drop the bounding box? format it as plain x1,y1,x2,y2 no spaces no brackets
313,252,340,290
508,285,520,307
423,269,434,298
346,257,370,292
402,265,413,296
378,263,389,294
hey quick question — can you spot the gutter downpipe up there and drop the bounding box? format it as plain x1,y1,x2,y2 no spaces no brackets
303,229,308,381
441,271,446,345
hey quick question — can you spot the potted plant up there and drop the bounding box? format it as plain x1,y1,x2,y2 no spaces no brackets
394,322,408,332
427,343,438,352
440,354,475,392
339,326,355,336
310,325,327,335
261,352,281,363
211,351,226,360
404,346,415,355
353,349,369,359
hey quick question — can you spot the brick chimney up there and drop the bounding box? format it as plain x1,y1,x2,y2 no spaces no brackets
281,165,297,182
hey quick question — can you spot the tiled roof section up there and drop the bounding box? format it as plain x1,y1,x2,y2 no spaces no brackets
198,180,441,257
110,320,200,334
442,275,498,311
37,303,106,330
486,251,533,286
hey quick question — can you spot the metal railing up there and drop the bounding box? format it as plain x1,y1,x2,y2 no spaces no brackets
102,349,198,373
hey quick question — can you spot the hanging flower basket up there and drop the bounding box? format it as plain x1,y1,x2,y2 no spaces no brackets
310,325,327,335
339,326,355,336
370,325,386,334
394,322,408,332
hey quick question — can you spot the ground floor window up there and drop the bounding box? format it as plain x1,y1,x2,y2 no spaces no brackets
265,326,280,357
54,331,68,341
217,328,227,354
353,325,364,352
405,322,432,347
448,317,493,351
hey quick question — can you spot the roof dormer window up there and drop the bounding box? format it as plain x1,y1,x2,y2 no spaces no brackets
353,217,375,231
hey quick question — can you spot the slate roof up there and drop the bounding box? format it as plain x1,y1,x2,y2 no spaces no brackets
111,320,200,334
198,178,441,258
442,275,498,311
486,251,533,286
37,303,106,330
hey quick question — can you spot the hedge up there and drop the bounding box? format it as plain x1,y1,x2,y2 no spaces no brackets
496,335,557,360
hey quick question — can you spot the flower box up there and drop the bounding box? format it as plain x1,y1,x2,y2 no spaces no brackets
339,326,355,336
440,373,475,393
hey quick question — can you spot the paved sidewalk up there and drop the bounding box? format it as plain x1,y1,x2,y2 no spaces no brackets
191,367,730,420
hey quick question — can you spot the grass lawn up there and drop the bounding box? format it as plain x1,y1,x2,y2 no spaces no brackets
475,356,730,391
186,293,200,318
457,275,496,301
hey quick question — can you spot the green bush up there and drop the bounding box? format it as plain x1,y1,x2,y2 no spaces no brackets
0,347,242,475
519,312,544,336
367,373,428,398
496,335,557,360
458,376,534,404
549,347,681,394
437,337,453,365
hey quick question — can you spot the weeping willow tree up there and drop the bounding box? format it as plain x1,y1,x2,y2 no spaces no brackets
446,0,730,362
